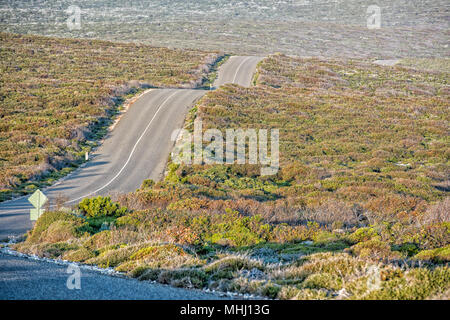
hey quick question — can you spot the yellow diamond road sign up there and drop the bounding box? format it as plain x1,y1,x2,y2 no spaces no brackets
28,189,48,221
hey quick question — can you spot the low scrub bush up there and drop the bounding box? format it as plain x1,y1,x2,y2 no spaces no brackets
413,245,450,264
62,247,96,262
349,240,403,261
78,196,128,218
26,211,85,243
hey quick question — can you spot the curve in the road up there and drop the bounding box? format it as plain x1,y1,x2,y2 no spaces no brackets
0,55,263,300
66,90,179,204
0,56,263,240
214,56,263,88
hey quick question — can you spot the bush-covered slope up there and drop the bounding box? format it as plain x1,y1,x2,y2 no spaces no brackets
15,55,449,300
177,54,449,219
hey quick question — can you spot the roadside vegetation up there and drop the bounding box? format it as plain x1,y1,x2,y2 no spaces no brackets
0,32,220,201
14,54,449,299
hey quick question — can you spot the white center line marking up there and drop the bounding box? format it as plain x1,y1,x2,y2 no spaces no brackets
66,90,179,204
232,56,252,84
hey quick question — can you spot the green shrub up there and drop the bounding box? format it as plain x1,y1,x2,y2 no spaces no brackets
166,163,181,183
348,227,380,243
393,243,420,257
83,216,118,233
141,179,155,189
78,196,128,218
413,245,450,263
208,210,271,247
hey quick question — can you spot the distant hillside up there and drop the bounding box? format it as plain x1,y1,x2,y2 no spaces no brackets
1,0,449,58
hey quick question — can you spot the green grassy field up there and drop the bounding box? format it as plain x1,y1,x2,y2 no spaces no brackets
16,54,449,299
0,32,220,201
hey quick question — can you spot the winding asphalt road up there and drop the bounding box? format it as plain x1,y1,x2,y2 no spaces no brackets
0,89,206,239
213,56,262,89
0,55,262,299
0,56,263,240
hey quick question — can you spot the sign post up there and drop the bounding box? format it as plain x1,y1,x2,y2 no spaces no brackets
28,189,48,221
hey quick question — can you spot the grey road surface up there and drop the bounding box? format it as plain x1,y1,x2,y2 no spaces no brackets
0,253,225,300
214,56,263,88
0,56,260,300
0,56,262,240
0,89,206,239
